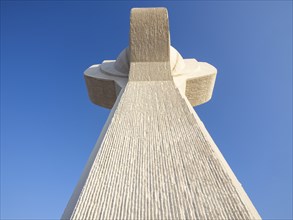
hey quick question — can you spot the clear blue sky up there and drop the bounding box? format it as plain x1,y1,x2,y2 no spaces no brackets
1,1,292,219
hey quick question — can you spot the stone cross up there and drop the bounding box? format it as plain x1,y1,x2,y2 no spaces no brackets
84,8,216,109
62,8,261,220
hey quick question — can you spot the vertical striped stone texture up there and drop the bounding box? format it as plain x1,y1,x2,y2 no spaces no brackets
62,8,261,220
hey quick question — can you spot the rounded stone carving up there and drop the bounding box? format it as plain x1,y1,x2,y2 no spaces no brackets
101,46,185,77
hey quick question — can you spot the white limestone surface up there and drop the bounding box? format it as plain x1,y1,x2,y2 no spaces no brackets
63,81,261,219
62,7,261,220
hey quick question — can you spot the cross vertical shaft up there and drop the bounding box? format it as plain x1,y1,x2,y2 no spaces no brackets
62,8,261,220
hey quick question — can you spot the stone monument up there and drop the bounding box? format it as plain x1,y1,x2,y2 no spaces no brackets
62,8,261,219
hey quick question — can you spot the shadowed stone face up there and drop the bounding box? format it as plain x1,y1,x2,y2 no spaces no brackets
62,7,261,220
130,8,170,63
113,46,185,76
129,8,172,81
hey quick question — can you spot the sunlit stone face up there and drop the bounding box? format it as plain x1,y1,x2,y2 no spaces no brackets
64,8,261,219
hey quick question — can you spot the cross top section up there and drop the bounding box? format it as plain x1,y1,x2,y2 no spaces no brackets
84,7,217,108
